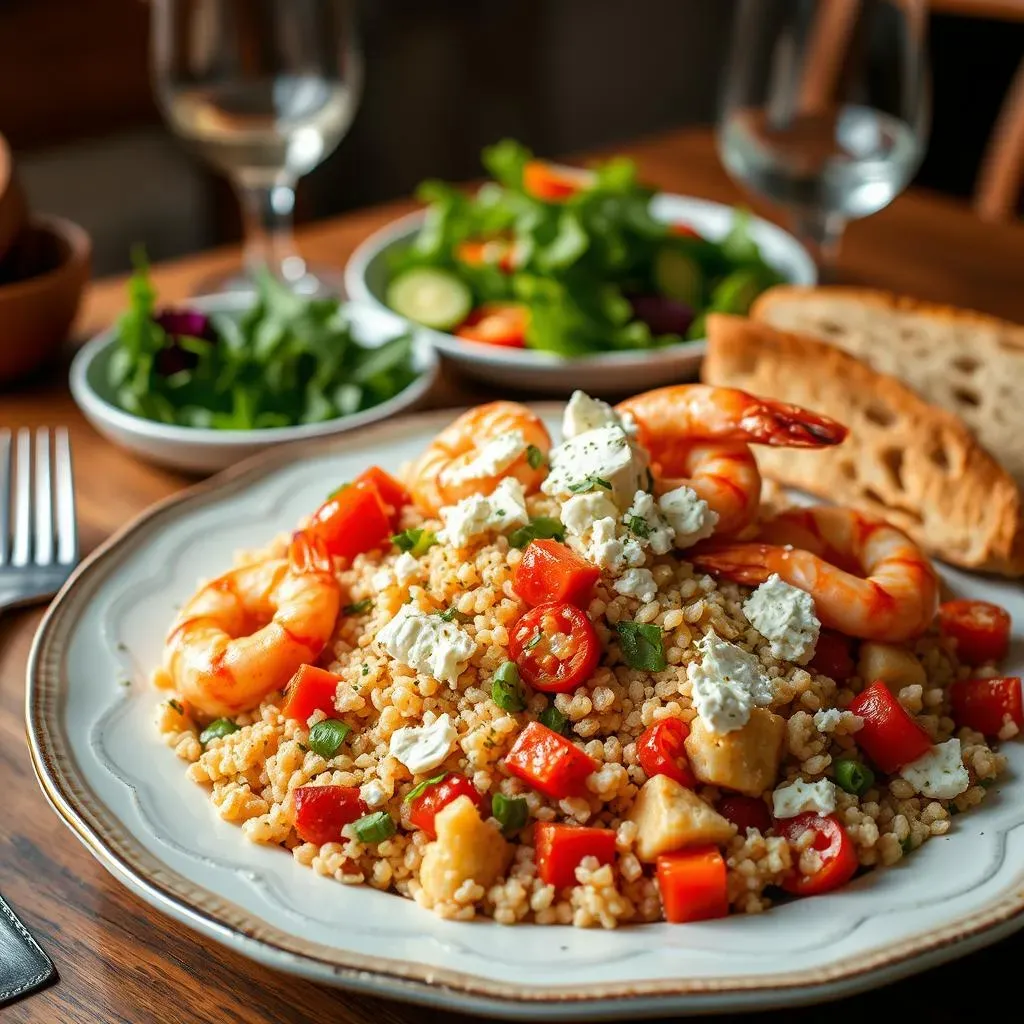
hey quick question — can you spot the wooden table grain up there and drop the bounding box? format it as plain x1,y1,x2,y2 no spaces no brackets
3,129,1023,1024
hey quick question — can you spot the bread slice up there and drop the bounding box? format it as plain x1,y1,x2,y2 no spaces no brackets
750,286,1024,494
703,314,1024,576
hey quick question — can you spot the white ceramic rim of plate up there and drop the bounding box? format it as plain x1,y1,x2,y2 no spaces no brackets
343,194,817,369
68,293,440,446
25,405,1024,1019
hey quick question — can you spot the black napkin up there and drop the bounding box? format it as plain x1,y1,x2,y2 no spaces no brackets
0,892,56,1006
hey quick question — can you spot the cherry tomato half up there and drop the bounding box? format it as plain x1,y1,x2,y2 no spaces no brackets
522,160,592,202
776,812,858,896
637,719,695,788
938,600,1011,666
455,303,529,348
509,602,601,693
455,237,516,273
950,676,1023,737
718,794,773,835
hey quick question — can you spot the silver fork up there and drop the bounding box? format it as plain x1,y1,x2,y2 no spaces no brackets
0,428,79,613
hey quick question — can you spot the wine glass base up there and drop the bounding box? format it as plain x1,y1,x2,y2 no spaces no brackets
188,264,348,300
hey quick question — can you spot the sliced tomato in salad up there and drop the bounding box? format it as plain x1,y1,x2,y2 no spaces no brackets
950,676,1023,737
455,303,529,348
406,773,484,839
637,718,695,788
293,785,366,845
353,466,410,524
509,601,600,693
776,812,858,896
534,823,617,888
512,540,600,610
522,160,592,202
455,237,516,273
504,721,598,800
938,600,1011,666
308,480,392,562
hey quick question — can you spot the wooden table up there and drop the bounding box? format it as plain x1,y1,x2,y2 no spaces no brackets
3,129,1023,1024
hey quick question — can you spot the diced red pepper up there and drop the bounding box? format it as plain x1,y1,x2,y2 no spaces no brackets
280,664,342,722
522,160,592,202
809,630,857,681
504,721,598,800
308,480,392,562
406,774,485,839
848,680,933,774
455,303,529,348
656,846,729,923
293,785,365,845
512,540,601,609
950,676,1023,737
509,601,601,694
938,600,1012,666
637,719,695,788
353,466,410,524
776,813,858,896
534,823,617,889
717,795,772,835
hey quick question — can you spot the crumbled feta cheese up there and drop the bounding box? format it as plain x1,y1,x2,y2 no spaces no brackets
900,738,970,800
613,567,658,603
437,477,529,546
359,779,389,808
772,778,838,819
371,567,394,592
443,430,527,485
375,606,476,683
658,485,718,549
388,714,458,775
812,709,863,735
623,490,674,555
562,391,631,439
560,491,620,538
687,631,773,734
575,516,646,573
542,424,650,510
744,574,821,664
393,551,420,586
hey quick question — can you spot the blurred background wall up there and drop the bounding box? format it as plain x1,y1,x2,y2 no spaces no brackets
1,0,1020,276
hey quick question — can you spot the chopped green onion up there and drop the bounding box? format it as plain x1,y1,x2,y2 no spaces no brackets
405,772,448,802
437,607,472,623
326,482,350,500
352,811,396,844
568,475,612,493
491,661,527,712
539,703,570,735
199,718,239,746
833,758,874,796
343,598,373,616
624,514,650,539
167,699,184,715
526,444,546,470
615,621,667,671
391,527,438,556
307,719,351,759
492,793,529,836
900,835,915,855
524,631,542,652
509,516,565,549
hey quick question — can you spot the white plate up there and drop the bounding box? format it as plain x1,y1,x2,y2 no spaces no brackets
69,295,439,474
28,408,1024,1019
343,195,816,395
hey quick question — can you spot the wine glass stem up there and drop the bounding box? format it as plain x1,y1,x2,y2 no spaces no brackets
237,177,306,284
791,209,846,281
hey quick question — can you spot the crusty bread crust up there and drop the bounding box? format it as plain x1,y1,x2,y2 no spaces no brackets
703,314,1024,576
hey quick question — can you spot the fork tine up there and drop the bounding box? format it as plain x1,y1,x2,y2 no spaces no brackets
0,429,10,566
34,427,54,566
54,428,77,566
11,428,31,566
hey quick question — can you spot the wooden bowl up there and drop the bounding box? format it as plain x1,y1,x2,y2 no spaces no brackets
0,133,28,264
0,215,91,384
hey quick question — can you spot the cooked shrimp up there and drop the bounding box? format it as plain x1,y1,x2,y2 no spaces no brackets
164,531,341,718
407,401,551,514
690,506,939,642
616,385,847,536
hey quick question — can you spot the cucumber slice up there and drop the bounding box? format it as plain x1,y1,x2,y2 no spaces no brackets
386,268,473,331
654,247,703,308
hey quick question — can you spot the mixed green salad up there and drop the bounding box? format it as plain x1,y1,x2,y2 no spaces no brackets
384,139,785,356
108,259,418,430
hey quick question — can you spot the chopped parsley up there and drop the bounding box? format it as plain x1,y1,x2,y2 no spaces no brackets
437,607,472,624
405,772,448,802
523,631,543,652
624,514,650,538
391,527,438,556
539,702,570,735
492,793,529,836
167,699,184,715
509,516,565,549
568,475,612,494
526,444,546,470
342,598,373,616
615,621,667,671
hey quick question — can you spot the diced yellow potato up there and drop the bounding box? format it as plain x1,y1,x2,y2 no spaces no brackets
684,708,786,797
418,795,512,903
629,774,735,862
858,642,926,690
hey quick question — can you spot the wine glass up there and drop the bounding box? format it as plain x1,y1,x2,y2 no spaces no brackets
716,0,929,276
150,0,362,294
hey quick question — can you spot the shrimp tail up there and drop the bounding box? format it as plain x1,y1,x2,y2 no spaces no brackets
289,529,333,574
742,399,848,448
688,542,775,585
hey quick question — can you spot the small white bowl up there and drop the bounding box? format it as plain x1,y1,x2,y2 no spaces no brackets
70,294,440,475
344,193,816,396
